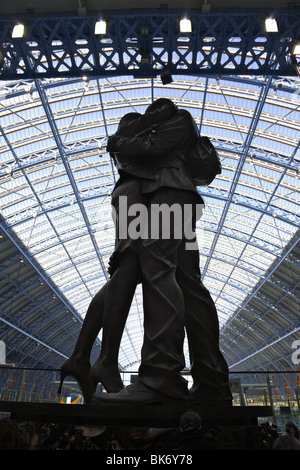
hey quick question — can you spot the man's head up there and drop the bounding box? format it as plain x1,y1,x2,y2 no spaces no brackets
179,410,202,431
146,98,177,114
145,98,178,125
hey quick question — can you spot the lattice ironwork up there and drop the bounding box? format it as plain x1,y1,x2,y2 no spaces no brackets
0,9,299,80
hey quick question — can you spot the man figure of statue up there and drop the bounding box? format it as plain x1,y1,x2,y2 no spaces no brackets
91,98,232,406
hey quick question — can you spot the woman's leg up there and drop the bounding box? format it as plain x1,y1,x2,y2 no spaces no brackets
58,284,107,403
90,177,145,392
59,251,141,400
60,177,144,399
69,285,106,364
90,249,141,392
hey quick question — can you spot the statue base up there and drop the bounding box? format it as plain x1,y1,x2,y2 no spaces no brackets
0,400,272,427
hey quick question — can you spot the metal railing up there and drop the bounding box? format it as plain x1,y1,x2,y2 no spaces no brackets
0,366,299,431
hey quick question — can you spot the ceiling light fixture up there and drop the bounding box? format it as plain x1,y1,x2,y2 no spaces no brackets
292,43,300,55
291,41,300,76
265,17,278,33
12,23,25,38
95,19,107,35
180,18,192,33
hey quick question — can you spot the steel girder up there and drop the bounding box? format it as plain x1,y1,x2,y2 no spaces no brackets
2,147,298,229
34,79,109,281
0,9,299,80
0,226,100,370
202,77,273,277
221,230,300,371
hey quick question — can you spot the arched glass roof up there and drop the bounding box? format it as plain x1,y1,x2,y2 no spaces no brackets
0,72,299,372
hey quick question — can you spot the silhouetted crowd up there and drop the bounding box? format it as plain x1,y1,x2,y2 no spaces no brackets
2,412,298,450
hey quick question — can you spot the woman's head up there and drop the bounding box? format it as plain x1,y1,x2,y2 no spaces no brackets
116,112,142,136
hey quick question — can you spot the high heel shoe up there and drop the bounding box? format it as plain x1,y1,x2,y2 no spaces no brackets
89,361,124,394
58,358,93,404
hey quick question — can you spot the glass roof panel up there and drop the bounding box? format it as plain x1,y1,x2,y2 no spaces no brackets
0,73,299,370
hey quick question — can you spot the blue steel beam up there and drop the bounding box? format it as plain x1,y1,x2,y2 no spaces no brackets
220,241,300,368
198,77,208,134
0,268,80,355
3,177,298,230
0,227,90,370
3,203,293,261
0,10,299,80
216,285,299,336
34,79,109,281
202,77,273,278
221,231,300,331
0,124,98,297
218,284,298,331
213,140,300,303
2,139,298,182
229,326,300,369
220,318,299,369
224,279,300,345
96,78,117,184
0,314,67,363
0,223,80,326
